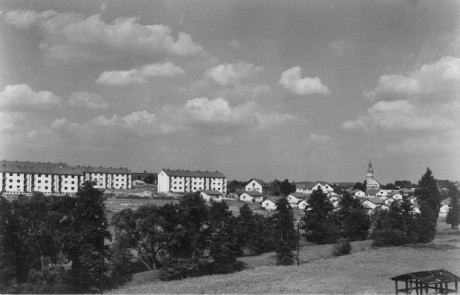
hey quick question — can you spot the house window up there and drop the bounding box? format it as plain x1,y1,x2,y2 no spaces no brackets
17,179,20,183
9,185,12,189
9,179,12,183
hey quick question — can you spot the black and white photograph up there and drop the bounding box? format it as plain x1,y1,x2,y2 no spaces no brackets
0,0,459,293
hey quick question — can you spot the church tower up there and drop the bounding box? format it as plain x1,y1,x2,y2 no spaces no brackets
366,160,373,181
365,159,380,191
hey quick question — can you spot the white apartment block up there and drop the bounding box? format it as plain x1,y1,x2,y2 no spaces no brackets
158,169,227,195
0,160,131,195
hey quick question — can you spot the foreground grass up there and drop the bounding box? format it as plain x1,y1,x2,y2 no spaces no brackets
111,228,460,294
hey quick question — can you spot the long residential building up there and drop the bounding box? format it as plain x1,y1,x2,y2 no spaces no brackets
0,160,131,195
158,169,227,195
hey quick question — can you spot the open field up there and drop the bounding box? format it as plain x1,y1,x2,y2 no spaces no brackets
111,221,460,294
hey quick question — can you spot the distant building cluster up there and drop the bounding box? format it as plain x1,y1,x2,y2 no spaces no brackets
0,160,131,195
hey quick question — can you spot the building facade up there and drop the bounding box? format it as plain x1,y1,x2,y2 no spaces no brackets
0,160,131,195
157,169,227,195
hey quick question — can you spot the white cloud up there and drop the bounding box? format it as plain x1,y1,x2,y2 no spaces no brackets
205,61,263,86
364,56,460,100
5,10,204,61
346,56,460,134
342,100,456,132
230,40,242,49
96,62,185,86
386,134,460,155
0,84,61,112
68,92,108,109
279,66,330,96
52,110,178,138
182,97,302,130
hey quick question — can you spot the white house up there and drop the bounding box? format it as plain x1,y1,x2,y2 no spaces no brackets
298,199,309,210
384,198,395,206
240,191,264,203
261,197,279,211
287,192,307,205
440,204,450,216
376,189,394,199
353,189,365,198
200,190,224,202
389,192,403,200
296,182,334,194
157,169,227,195
361,198,385,213
245,179,263,194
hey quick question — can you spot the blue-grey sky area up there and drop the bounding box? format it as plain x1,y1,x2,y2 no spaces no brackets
0,0,459,183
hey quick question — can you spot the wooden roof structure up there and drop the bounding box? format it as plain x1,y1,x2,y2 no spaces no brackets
391,269,460,294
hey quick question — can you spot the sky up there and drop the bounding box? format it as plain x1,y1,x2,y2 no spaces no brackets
0,0,459,184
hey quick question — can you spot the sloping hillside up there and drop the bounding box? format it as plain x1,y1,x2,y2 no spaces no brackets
111,226,460,294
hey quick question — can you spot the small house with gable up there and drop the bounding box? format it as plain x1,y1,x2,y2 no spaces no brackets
240,191,264,203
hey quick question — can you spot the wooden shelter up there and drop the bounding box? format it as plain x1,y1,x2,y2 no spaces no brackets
391,269,460,294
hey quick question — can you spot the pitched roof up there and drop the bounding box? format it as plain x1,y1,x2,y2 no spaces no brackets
391,269,460,284
163,168,226,178
201,190,223,196
241,191,263,197
361,198,385,205
290,192,309,199
0,160,130,175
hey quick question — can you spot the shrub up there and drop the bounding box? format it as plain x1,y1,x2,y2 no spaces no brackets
371,229,411,247
332,239,352,257
159,260,198,281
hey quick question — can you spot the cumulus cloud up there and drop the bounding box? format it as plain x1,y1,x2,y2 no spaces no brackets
96,62,185,86
205,61,263,86
0,84,61,112
342,100,456,132
5,10,204,61
229,40,242,49
53,110,178,138
182,97,300,129
279,66,330,96
68,92,108,109
364,56,460,101
345,56,460,135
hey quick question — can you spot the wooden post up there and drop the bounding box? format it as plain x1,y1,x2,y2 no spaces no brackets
456,281,458,293
405,280,408,295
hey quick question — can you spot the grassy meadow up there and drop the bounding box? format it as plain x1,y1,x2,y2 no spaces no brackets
109,219,460,294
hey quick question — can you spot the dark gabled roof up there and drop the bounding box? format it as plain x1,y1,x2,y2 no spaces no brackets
0,160,130,175
79,165,130,174
391,269,460,284
263,195,282,202
240,191,263,197
163,169,226,178
360,198,385,205
0,160,82,175
289,192,309,199
245,178,267,186
201,190,223,196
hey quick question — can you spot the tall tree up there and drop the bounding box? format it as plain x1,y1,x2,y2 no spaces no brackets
446,183,459,229
61,181,112,293
270,179,282,196
176,193,208,260
273,197,296,265
279,179,295,196
207,202,241,269
336,192,370,241
302,188,338,244
415,168,441,243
